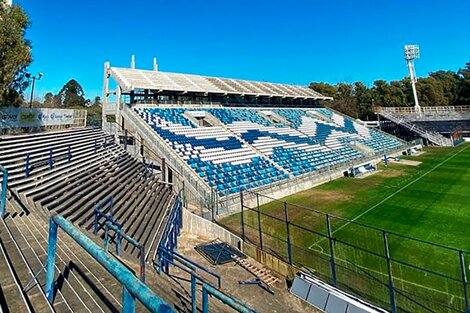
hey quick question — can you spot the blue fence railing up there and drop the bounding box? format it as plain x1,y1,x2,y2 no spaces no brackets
45,213,174,313
0,165,7,219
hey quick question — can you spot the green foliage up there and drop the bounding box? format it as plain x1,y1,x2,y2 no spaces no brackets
310,60,470,119
0,3,32,106
59,79,86,106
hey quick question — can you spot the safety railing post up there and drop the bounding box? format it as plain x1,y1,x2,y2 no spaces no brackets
326,214,337,286
256,193,263,250
122,286,136,313
202,287,209,313
240,190,245,241
0,167,7,219
45,219,58,303
459,250,470,313
383,231,397,313
25,154,30,177
124,129,128,151
49,148,53,170
284,202,292,265
191,272,197,313
67,145,71,162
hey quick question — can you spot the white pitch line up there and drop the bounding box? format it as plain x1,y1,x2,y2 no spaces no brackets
308,144,470,250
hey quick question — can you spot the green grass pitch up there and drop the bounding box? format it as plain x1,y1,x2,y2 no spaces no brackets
220,143,470,312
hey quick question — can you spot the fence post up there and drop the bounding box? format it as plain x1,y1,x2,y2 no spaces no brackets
67,145,71,162
459,250,470,313
202,287,209,313
25,153,30,177
49,148,53,170
383,232,397,313
240,190,245,241
256,193,263,250
191,272,197,313
0,168,7,219
284,202,292,265
124,129,128,151
122,286,136,313
45,219,58,303
326,214,337,286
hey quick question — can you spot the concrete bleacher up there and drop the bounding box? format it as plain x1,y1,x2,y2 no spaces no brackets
0,127,182,312
0,128,174,259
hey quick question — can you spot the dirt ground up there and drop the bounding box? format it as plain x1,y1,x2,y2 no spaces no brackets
170,232,320,313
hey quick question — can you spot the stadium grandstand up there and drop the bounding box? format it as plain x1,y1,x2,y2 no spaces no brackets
0,57,421,313
103,58,409,215
376,105,470,146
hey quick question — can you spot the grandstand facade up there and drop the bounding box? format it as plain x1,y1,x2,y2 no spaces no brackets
102,61,409,215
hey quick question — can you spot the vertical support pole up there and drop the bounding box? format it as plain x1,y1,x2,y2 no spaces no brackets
383,232,397,313
116,233,122,256
122,286,136,313
45,219,58,303
140,245,146,283
67,145,71,162
202,287,209,313
49,148,53,170
124,129,128,151
0,168,7,219
161,158,166,182
284,202,292,265
256,193,263,250
104,137,107,149
459,250,470,313
104,223,109,252
25,154,30,178
93,211,99,235
240,190,245,241
326,214,337,286
191,272,197,313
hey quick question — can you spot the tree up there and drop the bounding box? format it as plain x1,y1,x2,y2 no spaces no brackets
354,82,374,120
59,79,86,106
93,96,102,106
0,3,32,106
458,62,470,105
43,92,53,106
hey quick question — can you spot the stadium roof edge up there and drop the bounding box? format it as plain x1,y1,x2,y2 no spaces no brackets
107,66,333,101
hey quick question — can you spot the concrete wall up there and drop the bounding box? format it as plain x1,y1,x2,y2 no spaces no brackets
182,208,243,251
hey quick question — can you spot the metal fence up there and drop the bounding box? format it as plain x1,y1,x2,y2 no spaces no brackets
224,190,470,313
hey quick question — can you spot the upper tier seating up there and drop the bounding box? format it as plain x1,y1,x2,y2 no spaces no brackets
135,108,288,195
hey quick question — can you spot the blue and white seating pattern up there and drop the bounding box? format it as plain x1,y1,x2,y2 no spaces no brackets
227,121,347,176
277,108,403,153
135,108,288,194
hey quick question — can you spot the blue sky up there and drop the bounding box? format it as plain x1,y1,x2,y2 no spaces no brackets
16,0,470,100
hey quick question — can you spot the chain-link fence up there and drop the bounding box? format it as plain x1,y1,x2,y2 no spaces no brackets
222,190,470,313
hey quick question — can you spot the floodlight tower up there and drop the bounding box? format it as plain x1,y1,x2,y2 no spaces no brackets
404,45,421,113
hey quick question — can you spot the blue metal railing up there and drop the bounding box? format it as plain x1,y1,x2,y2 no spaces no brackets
0,165,7,219
202,283,257,313
45,213,174,313
25,145,72,178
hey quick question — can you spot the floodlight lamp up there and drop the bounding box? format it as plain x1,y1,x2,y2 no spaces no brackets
404,45,420,61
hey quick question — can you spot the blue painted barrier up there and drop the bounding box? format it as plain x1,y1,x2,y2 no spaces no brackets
0,165,8,219
45,213,174,313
